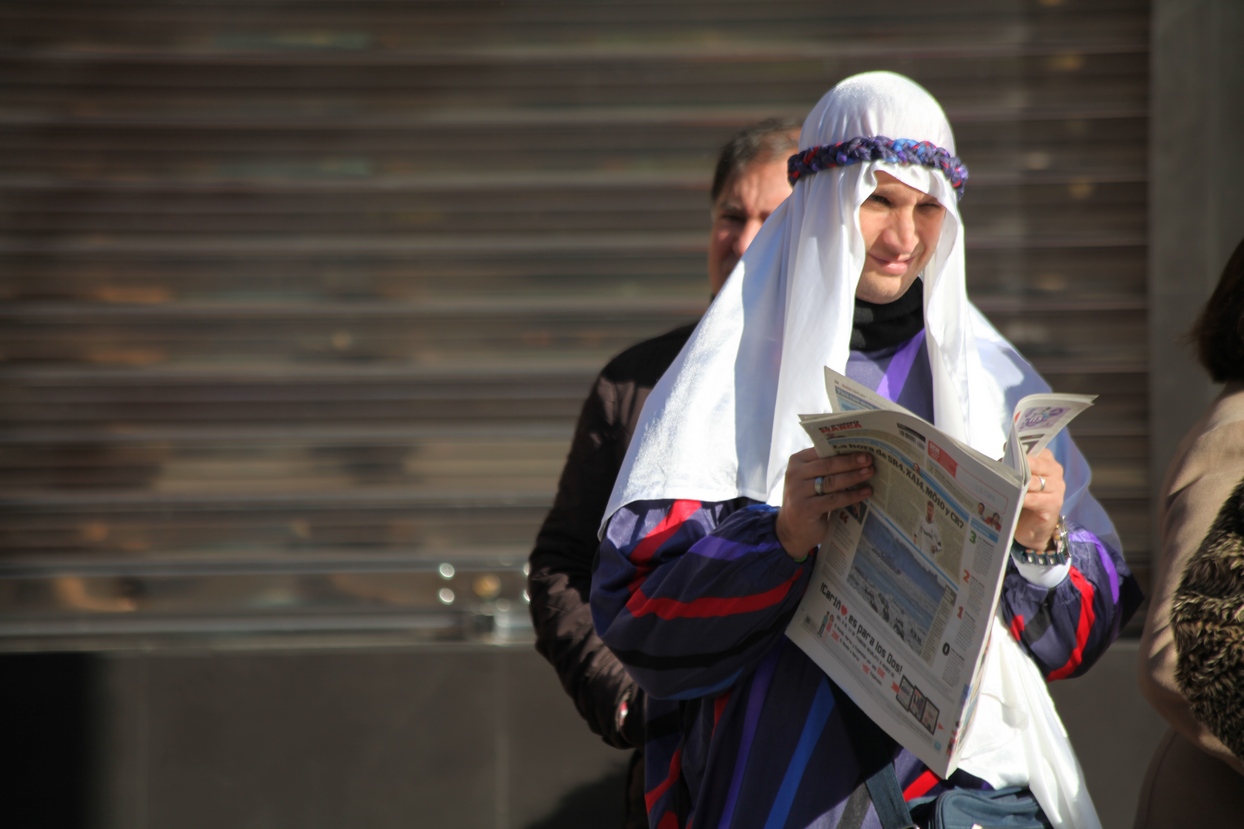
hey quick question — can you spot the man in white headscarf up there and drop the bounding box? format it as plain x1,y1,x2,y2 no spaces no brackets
591,72,1141,829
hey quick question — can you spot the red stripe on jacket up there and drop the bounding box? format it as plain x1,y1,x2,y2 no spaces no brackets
1009,613,1026,642
657,813,681,829
624,499,704,602
904,769,941,800
1047,567,1097,680
646,746,683,814
626,569,804,620
631,499,703,564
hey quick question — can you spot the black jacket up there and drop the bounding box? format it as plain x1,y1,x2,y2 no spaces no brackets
528,323,695,749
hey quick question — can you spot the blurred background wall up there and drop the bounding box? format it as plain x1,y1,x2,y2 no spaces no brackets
0,1,1239,827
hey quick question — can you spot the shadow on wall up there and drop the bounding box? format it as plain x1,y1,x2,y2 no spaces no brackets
523,766,631,829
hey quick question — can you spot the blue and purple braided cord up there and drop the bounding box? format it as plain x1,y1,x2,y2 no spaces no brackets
787,136,968,200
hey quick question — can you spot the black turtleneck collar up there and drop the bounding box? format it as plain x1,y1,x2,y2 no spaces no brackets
850,278,924,351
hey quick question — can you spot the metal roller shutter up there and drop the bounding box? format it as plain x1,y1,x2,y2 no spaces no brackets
0,0,1149,647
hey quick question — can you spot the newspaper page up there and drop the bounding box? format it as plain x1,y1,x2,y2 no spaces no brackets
785,371,1093,777
819,370,1093,483
1004,394,1097,471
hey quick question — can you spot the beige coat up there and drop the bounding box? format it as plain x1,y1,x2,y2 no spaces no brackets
1135,381,1244,827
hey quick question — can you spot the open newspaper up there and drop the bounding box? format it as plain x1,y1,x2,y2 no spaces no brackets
785,367,1094,778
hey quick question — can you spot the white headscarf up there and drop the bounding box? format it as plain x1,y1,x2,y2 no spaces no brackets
604,71,1010,519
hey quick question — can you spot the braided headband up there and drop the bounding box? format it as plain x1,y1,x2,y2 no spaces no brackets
787,136,968,200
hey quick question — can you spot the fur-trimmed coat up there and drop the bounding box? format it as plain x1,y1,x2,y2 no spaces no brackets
1136,381,1244,827
1172,471,1244,760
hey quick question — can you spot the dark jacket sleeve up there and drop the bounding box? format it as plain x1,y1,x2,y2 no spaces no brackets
528,324,694,747
528,369,645,748
999,522,1142,680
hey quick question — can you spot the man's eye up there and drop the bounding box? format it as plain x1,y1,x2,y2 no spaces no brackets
719,213,745,224
866,194,891,207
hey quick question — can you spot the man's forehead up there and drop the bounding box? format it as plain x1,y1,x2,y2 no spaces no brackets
715,159,790,207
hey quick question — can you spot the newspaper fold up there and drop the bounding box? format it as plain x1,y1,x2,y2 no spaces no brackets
785,367,1093,777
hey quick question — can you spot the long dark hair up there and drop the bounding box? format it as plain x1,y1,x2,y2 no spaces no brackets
1191,236,1244,383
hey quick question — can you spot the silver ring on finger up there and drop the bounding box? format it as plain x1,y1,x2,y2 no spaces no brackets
1037,475,1047,492
814,476,825,497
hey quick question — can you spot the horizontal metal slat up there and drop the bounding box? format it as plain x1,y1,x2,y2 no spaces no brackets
0,0,1153,647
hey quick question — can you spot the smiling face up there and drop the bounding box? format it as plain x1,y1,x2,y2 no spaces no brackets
856,171,947,304
707,158,791,295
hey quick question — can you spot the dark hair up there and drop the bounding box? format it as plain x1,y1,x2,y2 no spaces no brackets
1191,235,1244,382
710,117,802,204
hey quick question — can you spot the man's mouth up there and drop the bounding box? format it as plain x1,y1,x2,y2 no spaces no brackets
868,254,913,276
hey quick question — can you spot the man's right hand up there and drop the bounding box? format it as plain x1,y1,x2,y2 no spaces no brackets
775,449,874,559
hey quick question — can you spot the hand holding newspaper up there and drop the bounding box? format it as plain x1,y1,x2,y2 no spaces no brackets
785,367,1093,777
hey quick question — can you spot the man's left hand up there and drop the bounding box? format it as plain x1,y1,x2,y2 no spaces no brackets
1013,448,1064,552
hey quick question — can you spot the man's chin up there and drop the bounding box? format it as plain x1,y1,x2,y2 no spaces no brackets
856,278,904,304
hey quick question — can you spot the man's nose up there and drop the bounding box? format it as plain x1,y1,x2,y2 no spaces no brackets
883,210,919,254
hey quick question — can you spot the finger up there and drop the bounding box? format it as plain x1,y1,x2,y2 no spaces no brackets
1024,475,1065,502
1016,491,1063,546
789,447,822,466
805,471,872,504
783,449,820,482
815,464,875,495
1019,500,1060,526
1026,450,1063,478
1027,474,1051,494
1026,469,1063,492
1022,489,1064,514
806,452,874,480
1027,447,1058,466
818,483,873,510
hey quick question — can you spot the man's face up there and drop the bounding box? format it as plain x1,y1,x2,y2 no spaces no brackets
856,171,947,304
926,502,935,522
707,158,791,295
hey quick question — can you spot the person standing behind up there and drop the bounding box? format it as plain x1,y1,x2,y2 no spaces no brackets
526,119,799,828
1135,235,1244,828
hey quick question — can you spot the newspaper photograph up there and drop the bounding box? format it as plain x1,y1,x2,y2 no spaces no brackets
785,369,1093,777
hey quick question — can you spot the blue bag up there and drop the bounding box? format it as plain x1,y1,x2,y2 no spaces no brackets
908,786,1051,829
831,683,1052,829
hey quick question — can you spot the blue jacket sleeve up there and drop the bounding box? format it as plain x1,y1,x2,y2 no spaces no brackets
591,497,814,700
998,523,1142,680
